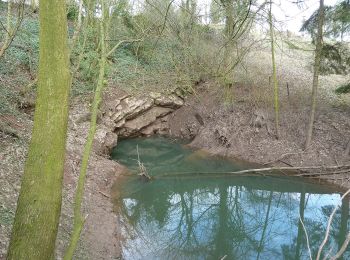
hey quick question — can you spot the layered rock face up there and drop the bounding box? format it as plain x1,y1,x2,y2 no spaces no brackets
102,92,184,138
90,91,184,155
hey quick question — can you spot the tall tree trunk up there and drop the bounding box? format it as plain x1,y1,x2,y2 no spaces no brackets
7,0,70,258
305,0,324,150
64,0,107,258
268,1,279,139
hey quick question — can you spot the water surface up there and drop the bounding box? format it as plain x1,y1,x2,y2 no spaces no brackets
111,137,350,260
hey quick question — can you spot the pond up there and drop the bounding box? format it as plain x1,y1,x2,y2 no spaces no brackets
111,137,350,260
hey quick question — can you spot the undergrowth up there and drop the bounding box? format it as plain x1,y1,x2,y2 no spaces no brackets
335,82,350,94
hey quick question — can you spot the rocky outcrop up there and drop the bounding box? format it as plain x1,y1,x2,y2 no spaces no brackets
101,92,184,138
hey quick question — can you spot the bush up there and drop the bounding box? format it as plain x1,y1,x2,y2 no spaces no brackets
335,82,350,94
320,43,350,75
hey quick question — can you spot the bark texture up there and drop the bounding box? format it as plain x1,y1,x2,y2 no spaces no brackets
7,0,70,258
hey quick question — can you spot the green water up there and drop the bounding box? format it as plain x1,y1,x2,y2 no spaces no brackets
111,137,350,260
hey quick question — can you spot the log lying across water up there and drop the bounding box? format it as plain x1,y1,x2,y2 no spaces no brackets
155,164,350,179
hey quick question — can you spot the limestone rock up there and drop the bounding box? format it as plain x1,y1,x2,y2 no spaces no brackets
116,107,173,137
93,127,118,156
111,96,154,123
152,93,184,108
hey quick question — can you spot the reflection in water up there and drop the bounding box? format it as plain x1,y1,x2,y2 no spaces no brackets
111,137,350,260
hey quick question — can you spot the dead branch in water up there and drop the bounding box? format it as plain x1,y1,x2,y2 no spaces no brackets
135,145,151,180
204,164,350,175
296,169,350,177
153,164,350,180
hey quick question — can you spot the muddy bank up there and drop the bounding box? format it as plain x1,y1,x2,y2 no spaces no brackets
0,87,185,259
55,88,185,259
168,82,350,188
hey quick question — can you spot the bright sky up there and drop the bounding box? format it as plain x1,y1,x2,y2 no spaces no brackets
272,0,339,33
196,0,340,34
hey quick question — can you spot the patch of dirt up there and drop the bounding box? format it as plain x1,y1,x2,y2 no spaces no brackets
169,82,350,188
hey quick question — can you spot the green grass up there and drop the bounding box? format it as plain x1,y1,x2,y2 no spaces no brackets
335,82,350,94
0,205,14,226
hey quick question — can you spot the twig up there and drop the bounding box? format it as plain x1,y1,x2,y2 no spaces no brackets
98,190,110,198
263,152,306,165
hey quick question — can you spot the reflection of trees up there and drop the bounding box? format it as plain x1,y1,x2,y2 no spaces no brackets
295,190,306,260
337,195,349,260
282,193,350,260
115,175,348,259
256,191,273,260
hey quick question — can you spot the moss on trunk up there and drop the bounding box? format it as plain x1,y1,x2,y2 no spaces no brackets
6,0,71,258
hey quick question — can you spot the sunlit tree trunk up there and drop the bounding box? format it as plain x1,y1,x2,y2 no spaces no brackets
305,0,324,150
7,0,71,258
268,0,279,139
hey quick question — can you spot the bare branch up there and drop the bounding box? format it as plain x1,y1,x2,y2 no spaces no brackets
316,189,350,260
106,38,143,58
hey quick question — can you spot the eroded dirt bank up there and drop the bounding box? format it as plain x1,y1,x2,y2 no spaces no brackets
168,82,350,188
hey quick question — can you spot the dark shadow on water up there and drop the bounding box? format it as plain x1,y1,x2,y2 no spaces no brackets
111,137,350,260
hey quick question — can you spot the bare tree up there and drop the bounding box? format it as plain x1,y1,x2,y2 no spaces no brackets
305,0,325,150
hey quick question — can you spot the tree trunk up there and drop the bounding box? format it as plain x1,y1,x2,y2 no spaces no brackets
6,0,70,258
64,0,107,258
268,1,279,139
305,0,324,150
